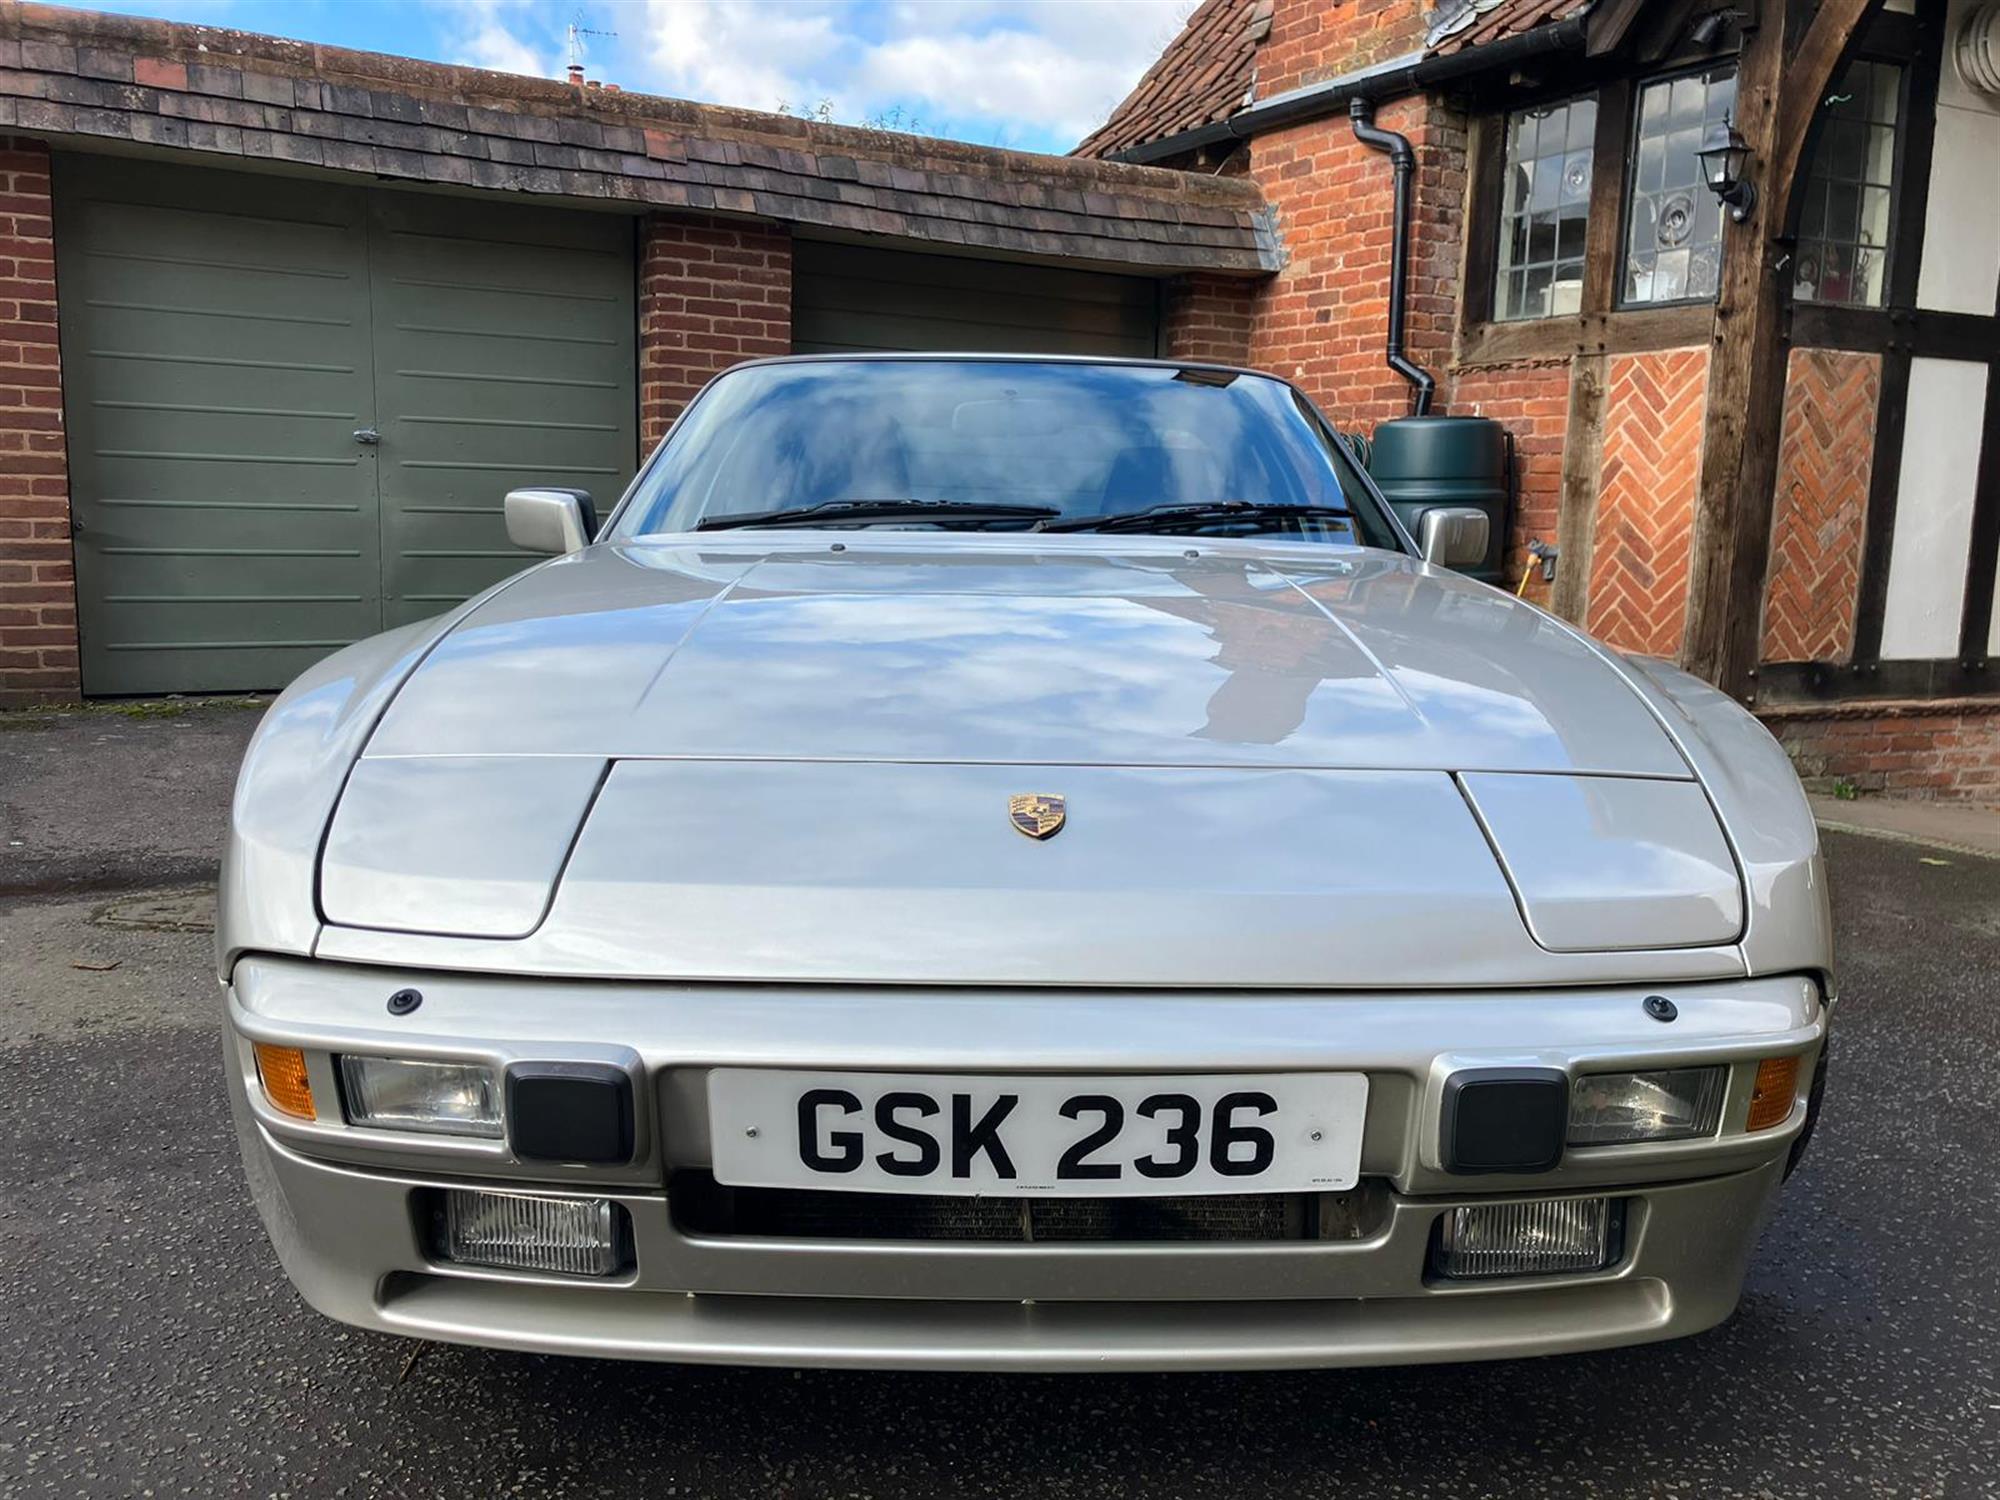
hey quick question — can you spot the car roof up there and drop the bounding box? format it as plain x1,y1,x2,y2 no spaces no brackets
727,352,1268,379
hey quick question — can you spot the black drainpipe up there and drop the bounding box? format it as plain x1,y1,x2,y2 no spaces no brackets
1348,97,1436,417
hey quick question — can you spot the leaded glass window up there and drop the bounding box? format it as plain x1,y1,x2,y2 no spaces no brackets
1794,59,1903,306
1495,96,1596,321
1623,65,1738,305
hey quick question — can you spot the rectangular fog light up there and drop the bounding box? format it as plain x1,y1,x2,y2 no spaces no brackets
1433,1196,1616,1279
340,1055,501,1138
1568,1067,1725,1146
441,1189,623,1277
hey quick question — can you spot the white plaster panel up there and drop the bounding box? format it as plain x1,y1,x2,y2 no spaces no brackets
1917,106,2000,315
1879,358,1990,660
1918,0,2000,313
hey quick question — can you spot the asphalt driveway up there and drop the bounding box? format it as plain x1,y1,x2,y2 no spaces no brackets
0,703,1994,1497
0,700,265,896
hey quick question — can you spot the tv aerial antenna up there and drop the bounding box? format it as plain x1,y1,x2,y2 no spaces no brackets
567,14,617,76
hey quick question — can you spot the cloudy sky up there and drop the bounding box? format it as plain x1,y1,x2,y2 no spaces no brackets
72,0,1196,154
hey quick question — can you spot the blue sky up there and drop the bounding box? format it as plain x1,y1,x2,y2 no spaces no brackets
68,0,1196,154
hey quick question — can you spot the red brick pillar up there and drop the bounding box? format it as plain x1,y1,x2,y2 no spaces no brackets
638,214,792,450
1159,273,1257,366
0,136,75,707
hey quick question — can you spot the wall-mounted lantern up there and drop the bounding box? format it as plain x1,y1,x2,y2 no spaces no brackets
1697,117,1757,222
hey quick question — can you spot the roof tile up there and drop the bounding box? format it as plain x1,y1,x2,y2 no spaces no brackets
2,0,1280,273
1078,0,1595,159
1425,0,1592,56
1073,0,1259,159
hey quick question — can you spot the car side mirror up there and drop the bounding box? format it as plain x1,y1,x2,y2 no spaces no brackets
1419,507,1490,571
505,488,597,555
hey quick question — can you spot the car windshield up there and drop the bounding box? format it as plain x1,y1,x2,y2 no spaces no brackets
609,360,1403,549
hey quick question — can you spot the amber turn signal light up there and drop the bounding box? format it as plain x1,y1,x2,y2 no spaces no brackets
253,1042,316,1120
1745,1056,1800,1132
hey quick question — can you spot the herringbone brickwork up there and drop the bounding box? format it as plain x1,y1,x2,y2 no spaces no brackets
1586,347,1709,657
1760,348,1880,664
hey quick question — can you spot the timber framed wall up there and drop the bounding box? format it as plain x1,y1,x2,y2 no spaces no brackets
1446,8,1759,639
1079,0,1996,793
1440,0,2000,723
1763,1,2000,709
1755,0,2000,796
1209,0,1999,792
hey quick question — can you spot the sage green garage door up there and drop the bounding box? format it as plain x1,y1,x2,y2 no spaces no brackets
792,240,1160,357
55,155,637,694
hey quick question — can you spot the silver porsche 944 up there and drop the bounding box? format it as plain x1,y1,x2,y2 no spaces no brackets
221,355,1830,1372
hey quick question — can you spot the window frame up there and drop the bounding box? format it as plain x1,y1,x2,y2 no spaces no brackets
1614,60,1742,313
1790,49,1916,313
1487,92,1601,326
1454,4,1932,367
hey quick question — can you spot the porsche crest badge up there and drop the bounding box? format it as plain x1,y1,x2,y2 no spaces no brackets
1009,793,1067,840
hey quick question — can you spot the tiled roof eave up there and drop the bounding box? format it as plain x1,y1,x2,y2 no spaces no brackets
0,1,1279,275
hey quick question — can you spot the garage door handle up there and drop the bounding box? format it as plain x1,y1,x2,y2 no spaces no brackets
353,428,380,445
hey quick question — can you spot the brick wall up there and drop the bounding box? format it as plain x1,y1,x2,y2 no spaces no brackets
1160,273,1256,364
1585,346,1709,656
0,135,75,708
1245,97,1465,432
638,214,792,448
1449,358,1571,607
1256,0,1429,98
1762,701,2000,801
1761,347,1880,664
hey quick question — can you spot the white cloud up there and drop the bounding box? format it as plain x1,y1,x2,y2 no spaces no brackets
459,22,549,76
630,0,1194,149
642,0,848,116
428,0,557,80
899,0,1194,138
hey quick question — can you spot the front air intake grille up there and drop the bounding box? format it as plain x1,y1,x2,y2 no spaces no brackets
669,1172,1372,1243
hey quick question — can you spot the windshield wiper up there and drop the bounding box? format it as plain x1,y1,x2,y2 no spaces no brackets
696,498,1060,531
1037,500,1355,535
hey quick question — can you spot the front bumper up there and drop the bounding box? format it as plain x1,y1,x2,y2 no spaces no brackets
226,958,1825,1371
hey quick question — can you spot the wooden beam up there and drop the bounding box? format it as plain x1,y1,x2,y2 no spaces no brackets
1457,304,1714,366
1849,350,1913,664
1585,0,1653,58
1579,78,1634,314
1774,0,1886,192
1552,353,1609,623
1955,360,2000,667
1678,0,1880,697
1458,112,1504,335
1633,0,1705,61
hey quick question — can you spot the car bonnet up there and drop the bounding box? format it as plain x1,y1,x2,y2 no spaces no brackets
312,537,1750,987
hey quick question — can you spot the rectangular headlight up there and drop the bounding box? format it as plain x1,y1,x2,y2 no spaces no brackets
1567,1066,1725,1146
441,1189,623,1276
1433,1196,1616,1279
339,1055,501,1138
